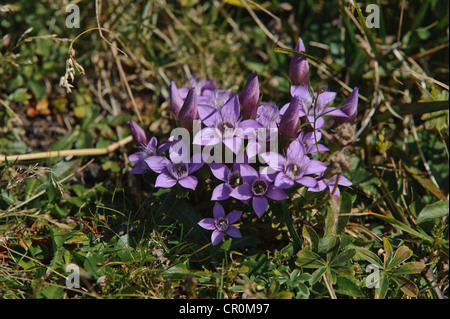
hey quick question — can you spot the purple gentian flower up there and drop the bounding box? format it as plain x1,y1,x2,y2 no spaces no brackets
261,140,326,189
127,120,162,174
194,94,262,154
170,81,184,119
281,86,347,129
239,71,259,120
209,160,245,201
230,164,288,218
288,37,309,86
145,141,203,190
336,87,359,124
309,174,352,202
198,202,242,246
298,130,329,154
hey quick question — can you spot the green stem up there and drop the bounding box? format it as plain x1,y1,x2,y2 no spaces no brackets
282,200,302,252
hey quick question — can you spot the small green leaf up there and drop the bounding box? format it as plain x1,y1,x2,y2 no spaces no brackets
302,225,319,252
356,249,383,269
386,246,413,270
375,275,389,299
331,249,356,266
326,235,341,264
394,262,426,275
309,267,327,285
295,250,325,268
391,275,419,297
416,199,449,224
383,237,393,264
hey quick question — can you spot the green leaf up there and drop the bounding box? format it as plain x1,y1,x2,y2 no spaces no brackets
326,235,341,264
295,250,325,268
375,274,389,299
331,249,356,267
386,246,413,270
356,249,383,269
335,276,363,298
394,262,426,275
383,237,393,265
393,100,449,115
416,199,449,224
309,267,327,285
302,225,319,252
391,275,419,297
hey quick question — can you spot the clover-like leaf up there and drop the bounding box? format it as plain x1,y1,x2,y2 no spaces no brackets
295,250,325,268
386,245,413,271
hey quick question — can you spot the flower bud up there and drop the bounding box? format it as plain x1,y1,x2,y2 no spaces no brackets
179,87,198,131
127,120,147,146
170,81,184,119
288,37,309,86
279,96,300,140
239,71,259,119
337,87,358,124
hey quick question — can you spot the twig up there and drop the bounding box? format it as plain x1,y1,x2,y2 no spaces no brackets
323,273,337,299
0,136,132,163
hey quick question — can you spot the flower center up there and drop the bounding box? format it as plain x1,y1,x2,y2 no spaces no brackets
227,170,242,188
252,179,268,196
215,218,229,232
285,163,302,179
168,162,189,180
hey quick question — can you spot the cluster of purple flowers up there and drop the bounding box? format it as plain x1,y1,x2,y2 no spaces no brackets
127,37,358,246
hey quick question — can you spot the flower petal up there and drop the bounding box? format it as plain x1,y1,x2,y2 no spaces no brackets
226,226,242,239
274,172,295,189
316,91,337,110
213,202,226,219
178,175,198,190
198,218,216,230
230,184,253,201
198,104,221,127
211,183,233,201
226,210,242,224
295,176,318,188
155,172,177,188
145,156,170,173
286,139,305,162
209,163,230,181
211,230,225,246
305,159,327,175
252,196,268,218
266,186,289,201
221,94,240,124
260,152,285,172
223,136,242,155
239,164,258,184
193,128,221,146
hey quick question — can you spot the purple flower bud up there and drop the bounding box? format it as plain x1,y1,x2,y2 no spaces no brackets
239,71,259,119
279,96,300,140
337,87,359,124
127,120,147,146
288,37,309,86
179,87,198,131
170,81,184,119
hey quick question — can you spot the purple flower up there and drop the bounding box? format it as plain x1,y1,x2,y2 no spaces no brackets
128,136,158,174
261,140,326,189
309,174,352,202
230,164,288,218
288,37,309,86
256,103,280,130
278,96,300,141
336,87,359,124
179,87,198,132
198,202,242,246
298,131,329,154
281,86,347,129
239,71,259,119
194,94,262,154
209,161,245,201
145,141,203,190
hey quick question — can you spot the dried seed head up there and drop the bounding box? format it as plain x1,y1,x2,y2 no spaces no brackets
333,122,357,146
324,151,353,177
